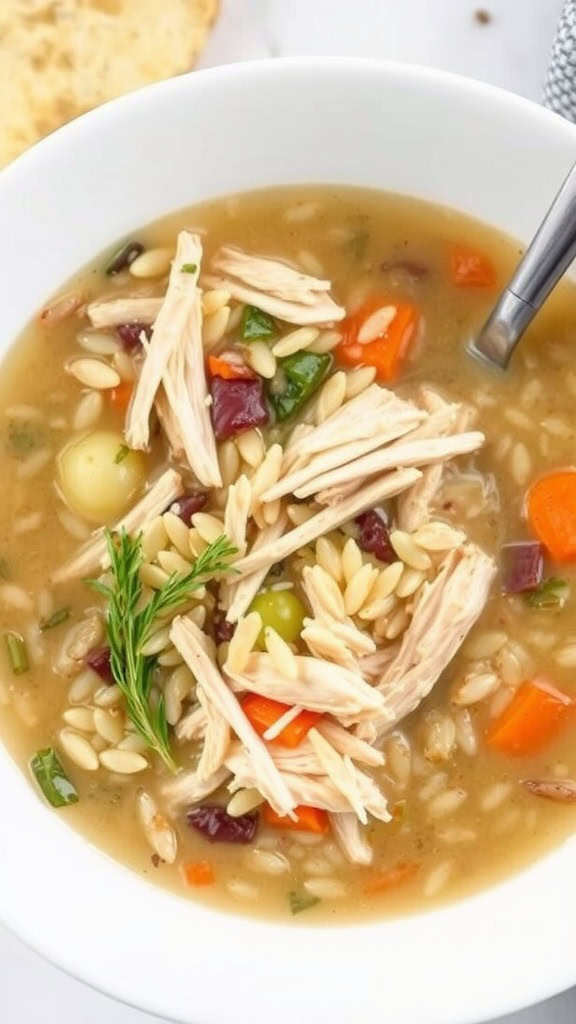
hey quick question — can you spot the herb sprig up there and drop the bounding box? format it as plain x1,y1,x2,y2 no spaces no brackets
89,528,236,771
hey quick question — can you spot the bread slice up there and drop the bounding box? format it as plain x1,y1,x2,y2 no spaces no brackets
0,0,219,167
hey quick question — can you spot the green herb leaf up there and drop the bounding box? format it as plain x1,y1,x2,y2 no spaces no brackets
269,352,332,422
88,529,237,771
4,631,28,675
114,443,130,464
30,748,78,807
241,305,276,341
181,263,198,274
526,578,570,609
288,890,321,915
7,421,45,459
40,607,70,631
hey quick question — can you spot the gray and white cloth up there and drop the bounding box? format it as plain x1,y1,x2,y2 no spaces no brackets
544,0,576,120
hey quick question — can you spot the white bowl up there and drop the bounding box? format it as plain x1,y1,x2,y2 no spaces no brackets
1,58,576,1024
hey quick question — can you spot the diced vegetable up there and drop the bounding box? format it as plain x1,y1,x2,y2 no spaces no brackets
57,430,146,524
210,376,269,440
168,492,207,525
212,609,236,645
336,298,419,381
30,748,78,808
269,351,332,422
105,240,144,276
526,577,570,610
486,679,573,756
110,383,134,413
116,322,151,350
242,305,276,341
527,471,576,562
241,694,322,749
180,263,198,274
449,245,497,288
500,541,543,593
85,645,113,683
4,631,28,675
355,509,395,563
187,804,259,843
184,859,215,885
114,444,130,464
40,607,70,631
263,804,329,833
248,589,306,644
363,861,419,895
288,890,321,915
207,355,255,380
7,420,45,458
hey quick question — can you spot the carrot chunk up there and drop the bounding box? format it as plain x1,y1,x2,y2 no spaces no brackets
207,355,255,380
336,297,420,381
363,860,420,895
486,679,573,756
184,859,215,886
240,693,322,748
450,244,497,288
263,803,329,834
527,470,576,563
109,381,134,412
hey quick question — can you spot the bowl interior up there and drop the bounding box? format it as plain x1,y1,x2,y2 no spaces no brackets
1,58,576,1024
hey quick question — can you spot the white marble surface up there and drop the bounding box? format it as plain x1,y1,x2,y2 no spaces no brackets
1,0,574,1021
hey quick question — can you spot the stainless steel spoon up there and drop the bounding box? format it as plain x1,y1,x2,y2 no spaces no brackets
469,158,576,371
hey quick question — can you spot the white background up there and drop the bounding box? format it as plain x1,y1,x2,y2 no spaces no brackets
1,0,573,1021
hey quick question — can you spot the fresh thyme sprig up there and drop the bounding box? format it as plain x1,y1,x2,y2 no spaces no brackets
88,528,236,772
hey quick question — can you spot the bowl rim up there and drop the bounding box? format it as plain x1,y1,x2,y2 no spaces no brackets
2,56,576,1024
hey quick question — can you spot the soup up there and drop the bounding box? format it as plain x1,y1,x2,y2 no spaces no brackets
1,186,576,922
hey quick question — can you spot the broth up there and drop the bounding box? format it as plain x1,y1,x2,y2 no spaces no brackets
1,185,576,922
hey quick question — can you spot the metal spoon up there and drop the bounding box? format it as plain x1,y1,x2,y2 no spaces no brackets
469,158,576,371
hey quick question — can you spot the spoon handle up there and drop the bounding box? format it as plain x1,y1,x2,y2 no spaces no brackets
472,158,576,370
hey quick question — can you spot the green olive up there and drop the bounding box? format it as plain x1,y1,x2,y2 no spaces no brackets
249,589,306,645
58,430,146,525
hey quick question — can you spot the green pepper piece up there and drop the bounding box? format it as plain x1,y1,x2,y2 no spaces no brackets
288,890,321,915
30,748,79,808
526,577,570,609
241,305,276,341
269,351,332,422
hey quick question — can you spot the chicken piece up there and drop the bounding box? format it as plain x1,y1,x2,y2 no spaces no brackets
155,388,185,461
268,744,325,776
262,386,424,503
315,719,384,767
226,651,388,723
330,812,373,865
52,468,182,583
358,645,400,682
233,467,422,580
308,728,367,823
204,246,345,325
396,391,459,532
174,703,207,742
87,296,163,329
170,616,296,817
162,764,230,813
298,431,484,503
196,685,231,781
223,476,251,558
223,513,288,622
375,544,496,735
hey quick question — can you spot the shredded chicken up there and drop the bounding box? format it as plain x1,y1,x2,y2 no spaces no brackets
174,703,207,742
330,812,373,865
374,544,497,736
223,513,288,622
396,390,459,531
308,728,368,823
203,246,346,325
226,651,388,723
196,685,231,781
233,467,422,580
223,476,251,558
162,764,230,812
126,232,221,489
155,388,185,461
316,719,384,767
87,296,163,330
170,616,296,817
52,468,182,583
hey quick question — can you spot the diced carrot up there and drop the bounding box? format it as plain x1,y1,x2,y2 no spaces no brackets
184,859,215,886
336,297,420,381
208,355,255,380
109,381,134,412
527,470,576,563
363,860,419,896
450,244,497,288
240,693,322,749
486,679,573,757
263,803,329,834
